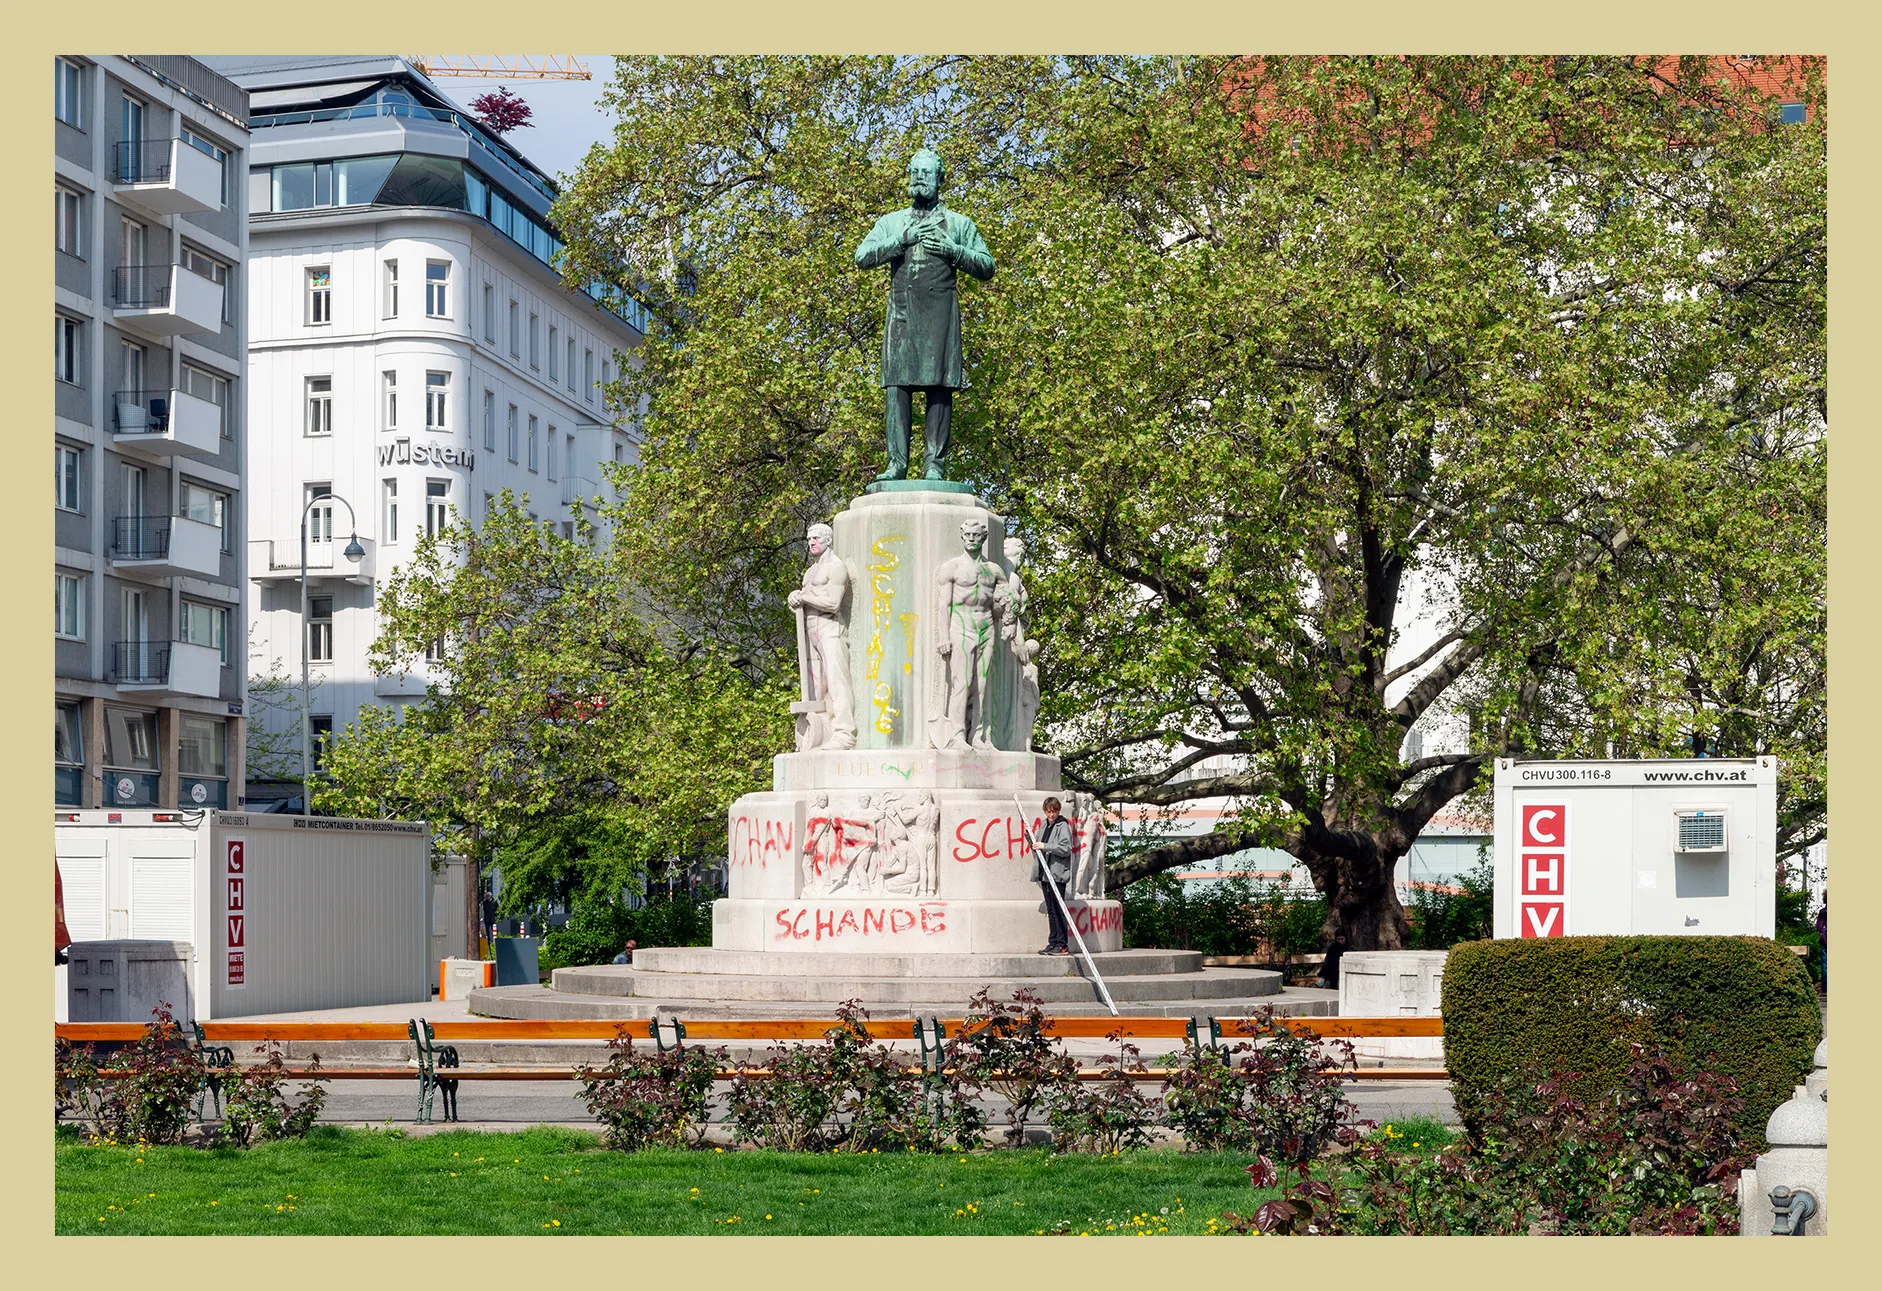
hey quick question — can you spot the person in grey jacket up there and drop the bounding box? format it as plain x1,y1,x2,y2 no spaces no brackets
1030,797,1075,955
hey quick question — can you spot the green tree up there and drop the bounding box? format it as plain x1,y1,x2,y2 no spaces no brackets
556,55,1825,950
317,493,790,910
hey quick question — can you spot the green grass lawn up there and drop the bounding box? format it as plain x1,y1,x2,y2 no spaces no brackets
55,1119,1456,1236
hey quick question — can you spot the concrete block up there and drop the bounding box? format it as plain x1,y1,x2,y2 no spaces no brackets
711,898,764,951
66,940,194,1024
1339,950,1447,1059
439,958,492,1001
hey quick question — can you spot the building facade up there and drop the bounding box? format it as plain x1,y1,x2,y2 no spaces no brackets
203,57,645,806
54,55,252,811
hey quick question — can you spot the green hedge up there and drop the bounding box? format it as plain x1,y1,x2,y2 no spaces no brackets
1442,936,1820,1149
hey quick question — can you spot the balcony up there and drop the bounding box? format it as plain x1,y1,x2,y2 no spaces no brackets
109,639,223,699
560,475,600,507
112,264,224,337
109,516,225,580
248,536,376,586
112,387,223,459
113,138,223,216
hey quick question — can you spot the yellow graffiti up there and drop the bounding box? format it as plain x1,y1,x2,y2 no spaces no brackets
865,536,905,735
899,613,918,674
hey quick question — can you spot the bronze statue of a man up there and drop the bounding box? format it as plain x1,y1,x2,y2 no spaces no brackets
854,148,995,482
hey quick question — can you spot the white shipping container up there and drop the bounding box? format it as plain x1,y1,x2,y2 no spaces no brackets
1492,758,1777,940
54,809,432,1019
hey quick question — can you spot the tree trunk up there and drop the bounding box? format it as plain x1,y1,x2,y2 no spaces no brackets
1303,840,1411,953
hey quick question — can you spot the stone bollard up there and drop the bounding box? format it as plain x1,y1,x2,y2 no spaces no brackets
1738,1043,1828,1236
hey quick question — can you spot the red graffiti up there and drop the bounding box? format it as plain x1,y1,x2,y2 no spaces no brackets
772,902,947,942
950,813,1099,863
1071,905,1122,936
802,815,878,880
731,815,795,868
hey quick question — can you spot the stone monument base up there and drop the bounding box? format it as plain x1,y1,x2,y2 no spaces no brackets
464,946,1293,1018
712,896,1123,954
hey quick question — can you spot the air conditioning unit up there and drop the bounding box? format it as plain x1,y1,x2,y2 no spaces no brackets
1674,809,1728,854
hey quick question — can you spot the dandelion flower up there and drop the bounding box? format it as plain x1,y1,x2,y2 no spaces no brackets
552,1220,561,1227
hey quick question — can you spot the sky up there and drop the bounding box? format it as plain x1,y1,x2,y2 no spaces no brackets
425,55,619,188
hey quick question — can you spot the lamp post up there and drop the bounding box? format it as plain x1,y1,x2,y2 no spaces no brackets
301,491,365,816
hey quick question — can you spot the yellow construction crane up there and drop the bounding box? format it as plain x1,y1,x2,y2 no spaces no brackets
410,56,591,81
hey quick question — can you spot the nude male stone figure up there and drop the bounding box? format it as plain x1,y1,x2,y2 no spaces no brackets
788,522,856,751
930,515,1007,750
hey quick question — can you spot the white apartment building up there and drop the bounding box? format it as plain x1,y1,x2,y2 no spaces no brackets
204,58,644,806
54,55,251,811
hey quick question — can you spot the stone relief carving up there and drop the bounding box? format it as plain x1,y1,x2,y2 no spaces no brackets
1004,535,1040,752
790,522,856,752
1071,791,1108,900
799,789,943,899
930,515,1007,751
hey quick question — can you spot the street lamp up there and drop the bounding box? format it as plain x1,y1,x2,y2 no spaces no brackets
301,491,365,816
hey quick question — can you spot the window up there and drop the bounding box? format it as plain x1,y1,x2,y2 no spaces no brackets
56,445,82,512
508,299,519,356
383,258,399,317
179,363,231,438
120,95,145,179
1780,102,1808,125
55,315,82,384
506,404,518,462
483,492,495,524
382,369,398,429
120,216,146,270
307,266,332,325
565,337,576,390
178,715,227,789
120,339,145,396
426,480,449,538
306,376,332,436
548,326,558,379
56,186,83,257
179,599,229,664
305,482,333,543
425,371,449,429
562,520,575,541
309,716,333,769
105,709,159,772
180,244,232,324
424,636,446,664
307,597,334,662
482,283,494,342
383,478,399,544
426,260,450,317
482,390,496,451
583,348,594,402
179,481,229,552
180,126,230,206
547,425,558,480
613,441,625,465
55,702,83,805
527,416,539,472
54,572,84,640
54,58,83,129
529,312,540,368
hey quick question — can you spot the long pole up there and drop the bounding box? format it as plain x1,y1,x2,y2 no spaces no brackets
1014,796,1117,1016
299,513,310,817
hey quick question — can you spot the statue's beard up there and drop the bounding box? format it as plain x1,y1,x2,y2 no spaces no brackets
910,187,939,209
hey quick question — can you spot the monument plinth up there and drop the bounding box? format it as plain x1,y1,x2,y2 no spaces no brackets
715,486,1121,956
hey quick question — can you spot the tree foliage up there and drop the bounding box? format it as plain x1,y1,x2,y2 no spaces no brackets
317,494,789,909
547,55,1823,950
470,87,533,135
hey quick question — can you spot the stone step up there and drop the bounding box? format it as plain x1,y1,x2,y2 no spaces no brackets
546,967,1279,1005
467,983,1334,1022
570,947,1203,989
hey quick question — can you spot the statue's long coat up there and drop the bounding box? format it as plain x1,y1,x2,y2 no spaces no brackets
854,205,995,390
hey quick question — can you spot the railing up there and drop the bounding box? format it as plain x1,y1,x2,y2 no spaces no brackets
111,515,172,560
112,390,171,433
250,100,559,204
112,264,174,309
113,138,172,185
109,640,169,685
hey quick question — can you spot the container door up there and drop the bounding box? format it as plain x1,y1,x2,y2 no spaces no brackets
130,848,193,942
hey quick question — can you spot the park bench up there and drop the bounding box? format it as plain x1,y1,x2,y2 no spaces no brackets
55,1014,1449,1124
